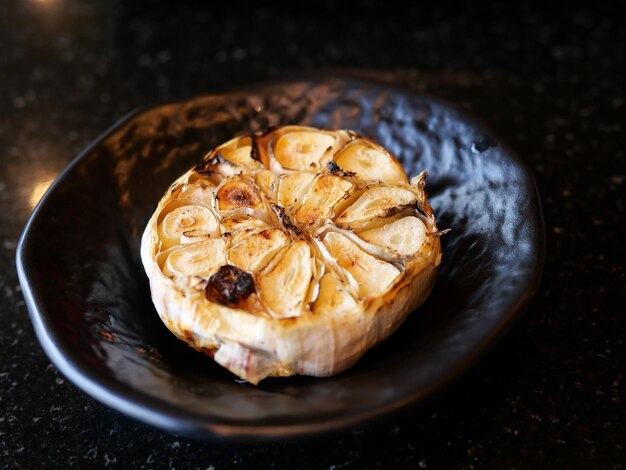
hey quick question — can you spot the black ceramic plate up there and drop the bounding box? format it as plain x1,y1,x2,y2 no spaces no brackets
17,77,544,440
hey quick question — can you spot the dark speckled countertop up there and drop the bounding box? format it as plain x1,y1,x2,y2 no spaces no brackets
1,1,624,468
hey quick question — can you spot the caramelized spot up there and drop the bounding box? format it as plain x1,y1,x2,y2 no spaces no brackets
205,265,256,307
293,174,353,228
270,203,301,234
250,135,261,162
327,161,355,177
193,152,225,174
217,181,261,210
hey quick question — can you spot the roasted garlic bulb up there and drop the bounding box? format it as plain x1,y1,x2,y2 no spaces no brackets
141,126,442,384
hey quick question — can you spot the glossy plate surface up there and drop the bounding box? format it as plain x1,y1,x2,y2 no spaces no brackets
17,77,544,439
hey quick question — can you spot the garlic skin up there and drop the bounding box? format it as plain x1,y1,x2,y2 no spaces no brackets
141,125,442,384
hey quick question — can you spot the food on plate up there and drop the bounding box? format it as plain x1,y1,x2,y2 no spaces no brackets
141,125,443,384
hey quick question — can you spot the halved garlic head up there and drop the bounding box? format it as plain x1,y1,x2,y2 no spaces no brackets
141,125,442,384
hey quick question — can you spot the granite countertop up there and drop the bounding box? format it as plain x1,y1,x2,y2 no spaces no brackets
1,1,624,468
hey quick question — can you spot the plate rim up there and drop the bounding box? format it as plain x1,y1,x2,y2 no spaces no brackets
16,74,546,440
